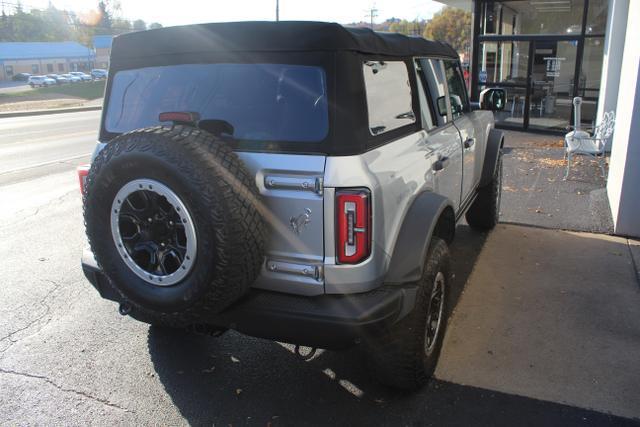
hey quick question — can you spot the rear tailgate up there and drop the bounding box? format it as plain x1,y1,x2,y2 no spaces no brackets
237,152,326,296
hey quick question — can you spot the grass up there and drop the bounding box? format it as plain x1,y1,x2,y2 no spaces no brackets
0,80,105,100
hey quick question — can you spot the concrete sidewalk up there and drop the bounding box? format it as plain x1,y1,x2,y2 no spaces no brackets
436,223,640,420
500,130,613,233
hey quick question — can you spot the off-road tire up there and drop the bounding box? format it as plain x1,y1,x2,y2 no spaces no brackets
465,152,502,230
84,125,266,325
366,237,451,390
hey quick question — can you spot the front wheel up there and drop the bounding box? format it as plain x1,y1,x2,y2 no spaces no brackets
465,152,502,230
366,237,451,390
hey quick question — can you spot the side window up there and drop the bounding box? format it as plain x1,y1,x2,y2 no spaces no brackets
418,58,450,125
444,60,470,119
413,60,435,130
363,60,416,135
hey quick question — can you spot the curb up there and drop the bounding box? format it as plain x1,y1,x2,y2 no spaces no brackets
0,105,102,119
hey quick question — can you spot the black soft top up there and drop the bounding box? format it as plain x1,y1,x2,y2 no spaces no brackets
110,21,458,60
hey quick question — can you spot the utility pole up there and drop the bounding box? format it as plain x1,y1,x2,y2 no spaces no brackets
365,5,378,29
276,0,279,22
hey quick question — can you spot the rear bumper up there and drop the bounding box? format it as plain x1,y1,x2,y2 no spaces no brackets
82,249,418,349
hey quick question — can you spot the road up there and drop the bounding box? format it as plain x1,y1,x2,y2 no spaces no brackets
0,112,637,425
0,110,99,185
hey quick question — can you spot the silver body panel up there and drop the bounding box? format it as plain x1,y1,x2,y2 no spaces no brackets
236,152,327,296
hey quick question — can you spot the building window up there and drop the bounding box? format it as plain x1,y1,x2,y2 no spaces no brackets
481,1,585,36
47,64,54,73
31,64,39,74
5,65,14,77
58,63,64,72
587,0,608,34
363,61,416,135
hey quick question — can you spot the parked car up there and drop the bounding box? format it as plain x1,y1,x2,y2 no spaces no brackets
61,73,81,83
80,22,505,391
47,74,69,85
70,71,93,81
12,72,31,81
28,75,56,87
91,69,108,79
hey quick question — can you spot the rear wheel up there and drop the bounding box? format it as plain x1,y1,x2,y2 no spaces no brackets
466,152,502,230
366,237,451,390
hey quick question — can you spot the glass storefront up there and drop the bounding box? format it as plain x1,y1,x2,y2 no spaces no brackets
472,0,608,133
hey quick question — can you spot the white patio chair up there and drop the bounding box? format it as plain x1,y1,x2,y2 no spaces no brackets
564,111,615,180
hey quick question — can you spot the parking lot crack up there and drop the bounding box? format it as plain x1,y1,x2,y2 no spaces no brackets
0,280,60,347
0,367,132,412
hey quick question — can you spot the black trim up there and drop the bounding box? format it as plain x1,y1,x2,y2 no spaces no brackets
479,34,581,42
456,190,478,222
82,249,417,350
470,0,482,101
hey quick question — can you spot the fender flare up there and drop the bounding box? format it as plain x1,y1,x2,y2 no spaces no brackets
385,192,454,285
479,128,505,187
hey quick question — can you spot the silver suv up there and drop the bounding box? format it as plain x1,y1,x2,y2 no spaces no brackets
80,22,505,390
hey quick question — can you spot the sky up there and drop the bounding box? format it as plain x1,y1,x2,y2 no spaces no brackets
18,0,445,27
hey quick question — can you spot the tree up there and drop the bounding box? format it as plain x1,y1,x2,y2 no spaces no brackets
95,1,112,34
389,19,426,36
423,7,471,54
148,22,162,30
132,19,146,31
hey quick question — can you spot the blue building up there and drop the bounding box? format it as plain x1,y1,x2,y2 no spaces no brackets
0,41,95,81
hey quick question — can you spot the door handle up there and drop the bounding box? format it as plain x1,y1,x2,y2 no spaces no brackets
464,138,475,149
432,156,450,172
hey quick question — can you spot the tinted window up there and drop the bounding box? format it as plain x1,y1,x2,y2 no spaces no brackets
106,63,328,143
363,61,416,135
444,60,469,119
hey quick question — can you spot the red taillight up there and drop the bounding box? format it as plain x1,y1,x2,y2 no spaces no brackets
77,164,90,195
336,189,371,264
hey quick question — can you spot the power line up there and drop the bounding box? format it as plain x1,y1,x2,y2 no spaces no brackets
364,5,378,29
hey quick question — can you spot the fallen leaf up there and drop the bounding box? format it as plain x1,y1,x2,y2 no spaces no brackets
202,366,216,373
231,356,240,363
236,388,243,395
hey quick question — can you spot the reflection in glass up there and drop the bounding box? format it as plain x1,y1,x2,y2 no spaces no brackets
580,37,605,91
528,41,578,131
479,41,529,84
481,1,585,36
587,0,608,34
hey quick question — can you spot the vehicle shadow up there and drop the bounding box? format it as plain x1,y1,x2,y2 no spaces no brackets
147,225,488,426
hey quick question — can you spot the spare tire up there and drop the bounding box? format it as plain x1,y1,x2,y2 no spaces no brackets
84,125,266,323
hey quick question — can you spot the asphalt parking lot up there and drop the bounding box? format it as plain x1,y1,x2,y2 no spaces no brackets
1,119,639,425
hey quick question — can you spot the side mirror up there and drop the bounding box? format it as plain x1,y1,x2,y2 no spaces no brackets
480,88,506,111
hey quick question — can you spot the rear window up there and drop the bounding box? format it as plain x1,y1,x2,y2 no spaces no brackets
105,63,329,143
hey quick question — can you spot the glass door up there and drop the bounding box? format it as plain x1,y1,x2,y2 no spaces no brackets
527,40,579,132
478,40,530,130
